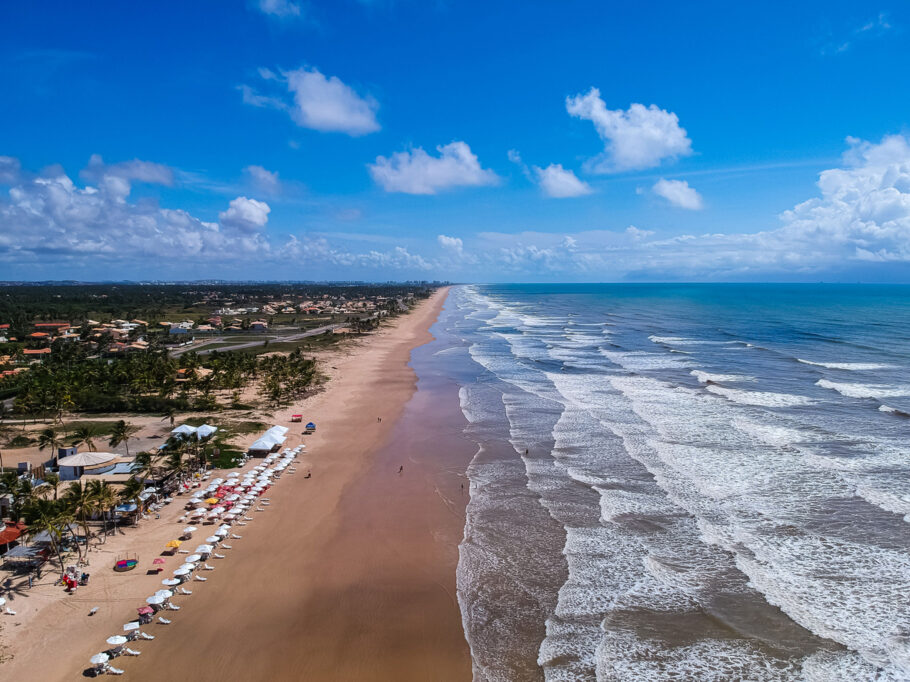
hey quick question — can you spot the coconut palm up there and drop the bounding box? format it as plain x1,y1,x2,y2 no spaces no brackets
43,471,61,500
71,425,100,452
108,419,139,456
119,476,145,526
23,498,70,569
62,481,96,552
160,406,177,428
37,427,64,459
87,480,118,542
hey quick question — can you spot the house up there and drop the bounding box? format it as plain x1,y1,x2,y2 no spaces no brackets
249,320,268,332
169,326,190,335
28,331,51,340
34,322,71,333
23,348,51,356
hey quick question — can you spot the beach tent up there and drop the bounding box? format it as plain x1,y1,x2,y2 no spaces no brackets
195,424,218,439
305,422,316,431
171,424,197,437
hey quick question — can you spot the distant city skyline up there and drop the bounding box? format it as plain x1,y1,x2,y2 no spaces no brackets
2,1,910,282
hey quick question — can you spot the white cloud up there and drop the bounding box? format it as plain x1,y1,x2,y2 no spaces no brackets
437,234,464,254
241,66,379,136
369,141,498,194
652,178,704,210
566,88,692,173
533,163,593,198
219,196,271,233
256,0,302,18
244,165,281,195
81,154,174,186
286,67,379,135
0,156,22,184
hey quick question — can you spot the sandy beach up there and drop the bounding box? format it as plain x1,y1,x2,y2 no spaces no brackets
1,286,473,680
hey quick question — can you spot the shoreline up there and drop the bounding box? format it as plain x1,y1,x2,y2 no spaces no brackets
1,286,470,680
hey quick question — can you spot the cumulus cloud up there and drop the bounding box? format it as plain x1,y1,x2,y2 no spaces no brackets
566,88,692,173
219,196,271,234
244,165,281,195
437,234,464,255
652,178,703,210
256,0,302,18
242,66,379,136
369,141,498,194
533,163,593,198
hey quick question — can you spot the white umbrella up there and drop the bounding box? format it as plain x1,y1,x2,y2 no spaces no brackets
173,568,191,577
205,535,220,543
195,544,214,553
107,635,128,646
146,595,164,605
189,509,206,517
182,526,198,534
162,578,180,586
155,589,174,599
185,554,202,563
179,562,196,571
0,597,5,607
90,653,110,665
214,529,229,537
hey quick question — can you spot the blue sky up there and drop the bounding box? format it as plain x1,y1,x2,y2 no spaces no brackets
2,1,910,281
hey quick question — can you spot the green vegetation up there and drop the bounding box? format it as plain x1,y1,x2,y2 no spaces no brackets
2,342,319,416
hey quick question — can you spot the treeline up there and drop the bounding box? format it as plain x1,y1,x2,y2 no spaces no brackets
0,282,436,329
2,342,319,416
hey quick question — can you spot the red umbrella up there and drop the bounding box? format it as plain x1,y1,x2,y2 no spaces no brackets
137,606,154,615
152,558,166,565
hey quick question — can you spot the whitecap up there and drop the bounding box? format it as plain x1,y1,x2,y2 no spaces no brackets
690,370,755,383
798,359,894,371
816,379,910,399
706,385,815,407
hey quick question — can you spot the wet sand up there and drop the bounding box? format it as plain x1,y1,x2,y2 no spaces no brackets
113,287,473,680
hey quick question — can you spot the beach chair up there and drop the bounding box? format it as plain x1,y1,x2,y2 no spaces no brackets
124,648,141,656
203,563,214,571
232,534,242,539
157,616,171,624
194,575,207,582
179,587,192,595
107,665,125,675
221,544,232,549
213,553,225,559
4,607,16,615
139,632,155,640
167,603,180,610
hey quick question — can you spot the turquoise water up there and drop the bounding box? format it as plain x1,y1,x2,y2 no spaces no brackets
435,284,910,680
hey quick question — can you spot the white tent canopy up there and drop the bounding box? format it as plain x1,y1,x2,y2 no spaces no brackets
195,424,218,439
171,424,197,437
57,452,116,467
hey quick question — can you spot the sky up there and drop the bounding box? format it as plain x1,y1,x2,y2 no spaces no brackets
2,1,910,282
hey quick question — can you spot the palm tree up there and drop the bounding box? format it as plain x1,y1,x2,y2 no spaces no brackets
164,450,188,485
131,451,154,482
23,498,69,569
62,481,96,552
43,471,61,500
37,427,64,460
161,406,177,428
87,480,118,542
108,419,138,456
119,476,145,526
71,425,100,452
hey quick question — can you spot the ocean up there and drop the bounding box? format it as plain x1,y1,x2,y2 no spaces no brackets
428,284,910,681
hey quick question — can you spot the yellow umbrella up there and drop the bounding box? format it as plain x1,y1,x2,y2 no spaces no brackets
205,498,219,505
165,539,182,548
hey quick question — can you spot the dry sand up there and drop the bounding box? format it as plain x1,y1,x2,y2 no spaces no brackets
1,286,473,680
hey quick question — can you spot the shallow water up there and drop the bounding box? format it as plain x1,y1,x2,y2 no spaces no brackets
431,284,910,681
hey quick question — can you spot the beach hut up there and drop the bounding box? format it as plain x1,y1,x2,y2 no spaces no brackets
291,415,303,422
305,422,316,433
57,451,117,480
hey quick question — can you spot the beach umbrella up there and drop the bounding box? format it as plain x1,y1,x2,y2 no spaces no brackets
90,653,110,665
155,589,174,599
106,635,128,646
162,578,180,586
214,529,229,537
196,544,214,553
173,568,191,577
0,598,5,607
146,595,164,605
182,526,198,534
189,509,206,517
152,558,166,566
185,554,202,563
205,498,219,505
205,535,220,543
137,606,154,615
165,539,182,548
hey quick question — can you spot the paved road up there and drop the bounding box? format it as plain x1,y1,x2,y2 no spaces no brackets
168,323,343,357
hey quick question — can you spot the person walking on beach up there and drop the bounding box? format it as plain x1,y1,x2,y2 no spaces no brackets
398,465,404,474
